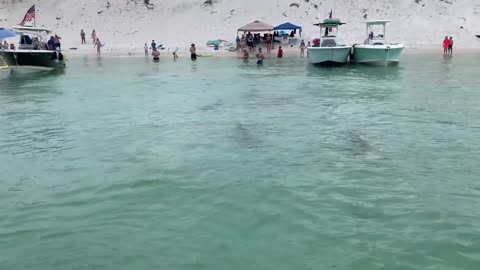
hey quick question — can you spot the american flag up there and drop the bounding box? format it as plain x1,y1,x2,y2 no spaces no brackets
19,5,35,26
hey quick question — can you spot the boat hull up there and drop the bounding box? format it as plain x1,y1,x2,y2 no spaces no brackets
352,44,404,65
0,50,65,72
307,46,351,64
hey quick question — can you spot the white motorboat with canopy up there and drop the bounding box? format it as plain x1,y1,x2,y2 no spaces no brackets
351,20,404,65
307,15,351,65
0,26,65,72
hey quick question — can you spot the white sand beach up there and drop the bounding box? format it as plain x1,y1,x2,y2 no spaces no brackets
1,0,479,56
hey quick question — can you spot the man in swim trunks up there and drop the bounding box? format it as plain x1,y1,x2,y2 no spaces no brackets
190,44,197,61
256,48,265,65
448,36,454,55
152,47,160,61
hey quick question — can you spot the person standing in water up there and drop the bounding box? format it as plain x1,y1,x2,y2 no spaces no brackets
152,47,160,61
448,36,454,55
190,44,197,61
442,36,449,55
144,43,149,56
299,40,306,56
91,30,97,44
80,30,86,44
94,38,102,56
277,46,284,58
256,48,265,65
266,34,272,53
242,48,249,61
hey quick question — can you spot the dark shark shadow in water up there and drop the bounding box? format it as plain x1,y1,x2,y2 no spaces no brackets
231,123,262,149
199,99,223,112
344,131,380,159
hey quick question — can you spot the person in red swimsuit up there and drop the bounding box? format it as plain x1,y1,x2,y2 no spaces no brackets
442,36,449,55
277,46,283,58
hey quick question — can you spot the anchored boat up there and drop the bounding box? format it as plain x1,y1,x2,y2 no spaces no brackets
352,20,404,66
0,26,65,73
307,17,351,65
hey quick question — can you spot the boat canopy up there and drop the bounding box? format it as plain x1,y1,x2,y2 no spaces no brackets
366,20,392,26
274,22,302,31
12,26,52,35
238,21,274,32
314,23,346,27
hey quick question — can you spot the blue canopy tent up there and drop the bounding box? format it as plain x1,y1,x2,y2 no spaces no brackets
274,22,302,36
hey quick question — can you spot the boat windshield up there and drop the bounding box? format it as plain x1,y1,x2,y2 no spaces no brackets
321,26,339,38
365,24,387,44
17,32,48,50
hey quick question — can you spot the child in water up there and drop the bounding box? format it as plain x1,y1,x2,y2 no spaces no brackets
277,46,283,58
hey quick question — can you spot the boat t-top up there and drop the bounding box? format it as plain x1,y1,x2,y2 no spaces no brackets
351,20,404,65
0,26,65,72
307,14,352,65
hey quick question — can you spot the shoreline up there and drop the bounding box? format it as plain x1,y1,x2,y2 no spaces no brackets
62,46,480,59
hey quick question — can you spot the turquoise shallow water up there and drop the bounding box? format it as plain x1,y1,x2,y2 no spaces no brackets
1,53,480,269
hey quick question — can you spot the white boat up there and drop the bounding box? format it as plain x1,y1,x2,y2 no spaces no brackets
352,20,404,66
0,26,66,73
307,18,351,65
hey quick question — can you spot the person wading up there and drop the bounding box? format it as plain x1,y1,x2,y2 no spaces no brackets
152,47,160,62
256,48,265,65
442,36,449,55
94,38,102,56
190,44,197,61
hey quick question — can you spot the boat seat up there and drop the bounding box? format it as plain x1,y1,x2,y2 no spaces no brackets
321,39,337,47
19,44,35,50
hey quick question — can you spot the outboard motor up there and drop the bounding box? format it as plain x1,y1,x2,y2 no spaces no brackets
350,44,356,61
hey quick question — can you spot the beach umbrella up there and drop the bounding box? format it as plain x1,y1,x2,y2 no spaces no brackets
0,28,18,39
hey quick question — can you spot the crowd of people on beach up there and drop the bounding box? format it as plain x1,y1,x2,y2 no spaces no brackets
75,28,456,62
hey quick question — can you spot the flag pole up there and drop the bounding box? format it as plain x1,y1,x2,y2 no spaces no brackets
33,5,36,27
